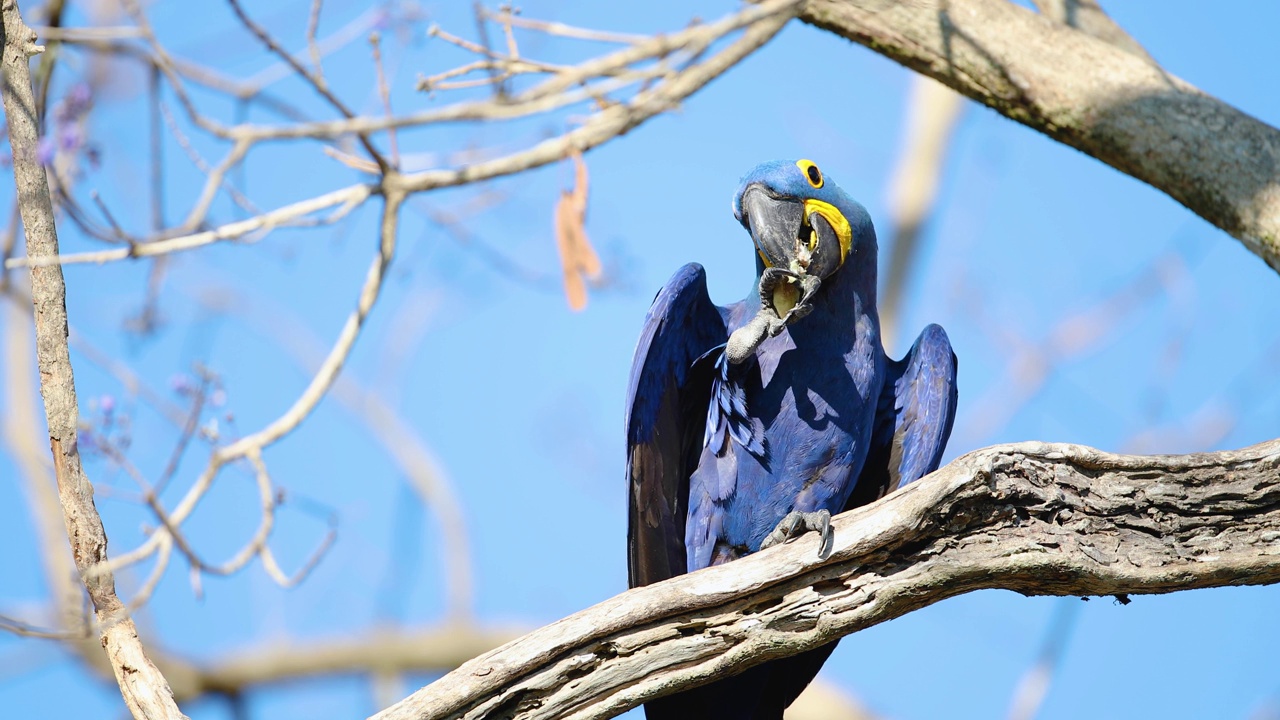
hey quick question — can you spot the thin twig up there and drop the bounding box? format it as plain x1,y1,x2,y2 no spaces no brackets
370,31,398,167
93,185,407,588
226,0,388,170
306,0,326,87
482,8,648,44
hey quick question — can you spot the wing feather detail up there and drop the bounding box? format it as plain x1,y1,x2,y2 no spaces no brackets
850,323,958,508
625,264,726,588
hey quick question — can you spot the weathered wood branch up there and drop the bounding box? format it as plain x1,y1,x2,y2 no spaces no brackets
1030,0,1153,61
372,439,1280,720
115,624,518,703
795,0,1280,272
0,2,184,718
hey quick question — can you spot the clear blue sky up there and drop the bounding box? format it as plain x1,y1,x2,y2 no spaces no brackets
2,1,1279,718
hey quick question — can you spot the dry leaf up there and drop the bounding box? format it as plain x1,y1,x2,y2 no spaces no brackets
553,149,602,311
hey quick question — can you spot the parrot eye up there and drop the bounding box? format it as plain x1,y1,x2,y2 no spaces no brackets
796,159,823,189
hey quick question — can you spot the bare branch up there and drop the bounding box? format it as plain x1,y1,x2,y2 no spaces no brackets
0,3,183,717
796,0,1280,273
225,0,388,170
371,438,1280,720
232,0,792,143
1030,0,1154,61
0,612,86,639
261,312,477,618
6,0,799,272
305,0,326,87
370,31,398,167
391,1,797,197
163,624,527,702
220,187,402,458
8,182,376,268
481,9,648,45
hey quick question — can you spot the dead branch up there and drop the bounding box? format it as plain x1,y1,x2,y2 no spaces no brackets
5,0,797,272
0,3,183,717
372,439,1280,720
158,624,527,704
1030,0,1153,61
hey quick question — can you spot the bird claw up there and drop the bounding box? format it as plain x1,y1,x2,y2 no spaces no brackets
760,509,833,558
757,267,798,308
758,268,822,327
726,271,824,363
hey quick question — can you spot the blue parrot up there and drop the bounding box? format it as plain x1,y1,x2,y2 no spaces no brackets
625,159,959,719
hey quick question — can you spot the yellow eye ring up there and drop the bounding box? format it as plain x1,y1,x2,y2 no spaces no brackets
796,159,823,189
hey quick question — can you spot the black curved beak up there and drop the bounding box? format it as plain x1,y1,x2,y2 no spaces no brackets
741,184,803,270
806,212,842,279
741,184,843,279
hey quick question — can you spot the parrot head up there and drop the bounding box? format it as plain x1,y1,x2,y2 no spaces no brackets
732,159,872,281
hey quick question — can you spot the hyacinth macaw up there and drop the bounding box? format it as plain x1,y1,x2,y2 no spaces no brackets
626,159,959,719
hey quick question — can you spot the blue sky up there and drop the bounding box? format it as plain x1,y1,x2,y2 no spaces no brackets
2,1,1279,718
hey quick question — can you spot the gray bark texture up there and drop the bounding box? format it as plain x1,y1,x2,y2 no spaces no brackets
796,0,1280,272
372,440,1280,720
1,1,185,718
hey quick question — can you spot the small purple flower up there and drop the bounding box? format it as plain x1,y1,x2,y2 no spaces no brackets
170,373,194,396
67,83,91,107
58,125,84,152
210,388,227,408
57,83,92,122
36,136,56,166
99,394,116,414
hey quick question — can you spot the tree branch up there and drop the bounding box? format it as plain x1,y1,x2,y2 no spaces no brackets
1030,0,1153,62
0,2,183,718
156,624,527,703
371,439,1280,720
795,0,1280,272
5,0,800,271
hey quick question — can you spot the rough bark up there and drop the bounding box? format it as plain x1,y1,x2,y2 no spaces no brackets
795,0,1280,272
372,439,1280,720
1030,0,1153,61
0,2,184,718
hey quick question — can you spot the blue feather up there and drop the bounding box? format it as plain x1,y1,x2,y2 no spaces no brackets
696,346,765,458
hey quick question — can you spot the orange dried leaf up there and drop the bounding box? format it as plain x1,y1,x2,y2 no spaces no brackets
553,150,602,311
555,191,588,311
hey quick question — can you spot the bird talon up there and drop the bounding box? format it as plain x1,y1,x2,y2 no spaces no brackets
758,268,797,309
758,268,821,326
781,301,813,324
760,509,833,558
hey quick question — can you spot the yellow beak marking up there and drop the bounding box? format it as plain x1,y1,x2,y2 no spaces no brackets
802,198,853,264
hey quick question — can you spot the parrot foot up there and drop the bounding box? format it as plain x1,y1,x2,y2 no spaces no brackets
760,509,833,558
759,269,821,325
724,271,824,365
725,310,780,364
